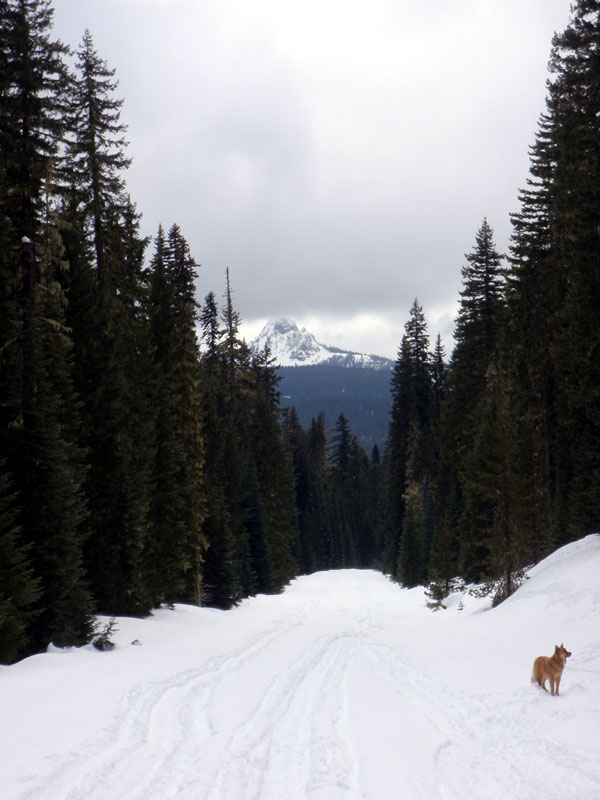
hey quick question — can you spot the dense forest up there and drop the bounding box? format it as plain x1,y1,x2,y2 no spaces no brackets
1,0,599,664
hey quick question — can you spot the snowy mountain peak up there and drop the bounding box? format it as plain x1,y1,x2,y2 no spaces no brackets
249,318,394,369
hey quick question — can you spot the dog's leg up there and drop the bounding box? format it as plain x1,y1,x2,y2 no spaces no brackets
555,674,561,695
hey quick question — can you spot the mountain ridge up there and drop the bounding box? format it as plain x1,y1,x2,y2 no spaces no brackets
249,318,394,370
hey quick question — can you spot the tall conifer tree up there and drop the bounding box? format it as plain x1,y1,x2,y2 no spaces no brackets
437,221,506,579
0,0,95,652
62,31,152,615
386,299,433,578
146,224,205,605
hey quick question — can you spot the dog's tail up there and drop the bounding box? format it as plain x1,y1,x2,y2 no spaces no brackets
531,662,538,684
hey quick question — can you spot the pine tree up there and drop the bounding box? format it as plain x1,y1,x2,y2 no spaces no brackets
328,413,356,566
458,355,520,588
65,29,130,294
0,0,95,653
198,330,241,607
76,202,153,616
61,33,153,616
437,221,506,581
431,334,448,418
396,420,427,587
220,267,246,384
200,291,220,363
0,461,40,664
506,112,558,563
505,1,600,550
167,226,205,601
546,1,600,537
249,346,297,591
386,299,433,576
146,224,205,605
282,408,318,574
364,444,387,569
306,414,334,569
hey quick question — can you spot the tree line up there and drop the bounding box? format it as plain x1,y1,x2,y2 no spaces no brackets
1,0,598,663
386,0,600,602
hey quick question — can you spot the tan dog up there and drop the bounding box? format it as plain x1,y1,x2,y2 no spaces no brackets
531,644,572,695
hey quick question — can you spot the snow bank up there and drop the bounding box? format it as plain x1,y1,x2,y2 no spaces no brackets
2,535,599,799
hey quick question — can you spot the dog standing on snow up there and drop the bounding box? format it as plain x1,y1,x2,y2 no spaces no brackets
531,644,572,695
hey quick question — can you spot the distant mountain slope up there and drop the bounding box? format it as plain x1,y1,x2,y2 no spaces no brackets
249,319,393,451
278,365,391,454
250,318,394,370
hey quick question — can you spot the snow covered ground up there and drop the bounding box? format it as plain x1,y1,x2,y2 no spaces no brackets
2,535,600,800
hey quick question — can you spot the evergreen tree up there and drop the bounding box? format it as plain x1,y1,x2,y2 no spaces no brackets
545,1,600,537
199,281,257,606
0,0,95,653
396,420,427,587
329,413,357,566
60,32,153,615
146,224,205,605
77,201,153,616
0,461,40,664
65,29,130,293
249,346,297,591
458,355,516,586
307,414,334,568
200,290,220,363
364,444,387,569
198,302,241,608
437,221,506,579
505,1,600,553
427,517,459,604
386,299,433,577
431,334,448,418
167,224,206,603
506,112,558,562
282,408,318,575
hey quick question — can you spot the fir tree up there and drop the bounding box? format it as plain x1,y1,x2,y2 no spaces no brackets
506,113,558,563
505,1,600,552
545,1,600,537
282,408,318,574
437,221,506,580
386,299,433,577
146,223,205,605
0,461,40,664
65,29,130,293
396,420,427,587
249,346,297,591
307,414,334,568
329,413,357,566
61,33,153,616
0,0,95,653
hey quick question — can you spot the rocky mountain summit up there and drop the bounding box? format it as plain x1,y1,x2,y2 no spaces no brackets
249,318,393,370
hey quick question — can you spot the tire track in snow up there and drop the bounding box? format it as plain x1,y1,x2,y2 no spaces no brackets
16,619,304,800
362,639,600,800
206,632,362,800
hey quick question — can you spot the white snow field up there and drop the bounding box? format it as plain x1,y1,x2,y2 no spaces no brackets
2,535,600,800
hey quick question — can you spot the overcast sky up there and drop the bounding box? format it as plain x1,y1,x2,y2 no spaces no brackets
51,0,572,359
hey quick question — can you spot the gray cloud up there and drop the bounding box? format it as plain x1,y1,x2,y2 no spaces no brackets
51,0,571,358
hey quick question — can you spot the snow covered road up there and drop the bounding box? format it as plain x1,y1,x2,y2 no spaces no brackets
2,535,600,800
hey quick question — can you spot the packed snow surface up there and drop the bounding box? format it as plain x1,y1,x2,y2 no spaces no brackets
2,535,600,800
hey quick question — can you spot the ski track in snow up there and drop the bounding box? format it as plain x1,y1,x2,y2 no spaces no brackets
5,537,600,800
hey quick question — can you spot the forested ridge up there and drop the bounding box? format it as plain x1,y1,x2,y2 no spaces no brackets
1,0,599,663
